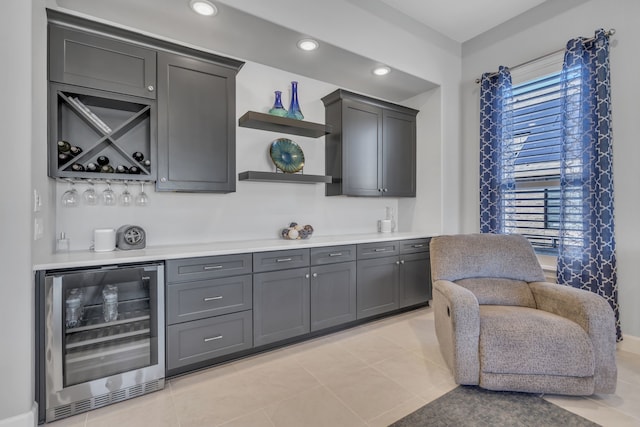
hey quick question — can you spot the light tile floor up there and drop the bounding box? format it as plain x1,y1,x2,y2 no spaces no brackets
50,307,640,427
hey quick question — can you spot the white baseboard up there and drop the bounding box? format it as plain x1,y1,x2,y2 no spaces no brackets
618,334,640,355
0,403,36,427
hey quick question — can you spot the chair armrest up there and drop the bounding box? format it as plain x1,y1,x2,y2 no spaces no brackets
529,281,617,393
433,279,480,385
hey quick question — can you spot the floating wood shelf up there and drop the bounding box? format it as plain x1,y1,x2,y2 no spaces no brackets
238,171,332,184
238,111,331,138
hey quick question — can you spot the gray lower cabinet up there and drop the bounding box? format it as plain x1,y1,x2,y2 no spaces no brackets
310,245,357,331
356,241,400,319
356,239,431,319
156,51,239,192
399,238,432,307
356,256,400,319
253,267,310,347
310,261,357,331
166,254,253,374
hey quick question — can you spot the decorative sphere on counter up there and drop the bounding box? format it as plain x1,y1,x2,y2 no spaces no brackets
281,222,314,240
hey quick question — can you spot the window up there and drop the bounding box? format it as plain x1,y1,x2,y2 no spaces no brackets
503,67,563,254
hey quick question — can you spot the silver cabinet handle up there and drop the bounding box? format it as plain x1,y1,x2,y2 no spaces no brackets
328,253,343,257
413,244,424,248
396,261,400,265
203,296,223,302
383,188,388,192
312,273,318,278
305,274,310,279
203,265,223,270
204,335,223,342
160,177,167,182
147,85,155,91
400,260,405,264
374,248,386,252
276,258,292,262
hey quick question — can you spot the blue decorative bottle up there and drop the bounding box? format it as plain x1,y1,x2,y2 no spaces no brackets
268,90,288,117
286,81,304,120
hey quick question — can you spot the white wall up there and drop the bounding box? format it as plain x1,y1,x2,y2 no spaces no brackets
0,0,38,425
54,62,442,250
460,0,640,337
41,0,456,249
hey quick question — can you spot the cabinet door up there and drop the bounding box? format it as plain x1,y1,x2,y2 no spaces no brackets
253,268,310,346
356,256,399,319
156,52,237,192
399,253,431,308
310,262,357,331
382,109,416,197
49,25,156,99
342,99,383,196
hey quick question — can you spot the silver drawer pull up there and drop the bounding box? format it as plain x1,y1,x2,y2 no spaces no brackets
328,253,343,257
203,265,223,270
374,248,386,252
204,335,223,342
203,296,223,302
276,258,292,262
413,244,424,248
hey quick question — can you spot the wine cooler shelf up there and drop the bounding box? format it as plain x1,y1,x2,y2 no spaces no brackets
49,84,156,182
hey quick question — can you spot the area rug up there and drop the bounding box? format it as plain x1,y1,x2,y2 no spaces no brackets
390,385,600,427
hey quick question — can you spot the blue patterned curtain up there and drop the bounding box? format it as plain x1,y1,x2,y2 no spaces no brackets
479,67,515,234
556,29,620,340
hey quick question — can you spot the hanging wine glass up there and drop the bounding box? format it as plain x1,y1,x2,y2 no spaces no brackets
103,182,116,206
61,181,79,207
120,182,133,206
82,181,98,206
135,182,149,206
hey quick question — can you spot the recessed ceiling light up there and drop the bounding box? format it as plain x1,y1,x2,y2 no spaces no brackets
297,39,319,51
373,66,391,76
190,0,217,16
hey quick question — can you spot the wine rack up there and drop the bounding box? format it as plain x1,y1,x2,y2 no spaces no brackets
49,83,156,181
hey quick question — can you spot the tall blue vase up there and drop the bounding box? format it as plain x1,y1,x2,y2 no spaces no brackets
286,81,304,120
268,90,288,117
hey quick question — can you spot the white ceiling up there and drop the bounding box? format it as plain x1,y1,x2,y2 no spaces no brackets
50,0,558,101
377,0,549,43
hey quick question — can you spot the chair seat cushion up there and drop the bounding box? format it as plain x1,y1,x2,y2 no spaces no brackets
479,305,595,377
455,278,536,308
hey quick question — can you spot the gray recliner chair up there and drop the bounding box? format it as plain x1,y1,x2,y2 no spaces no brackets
430,233,617,395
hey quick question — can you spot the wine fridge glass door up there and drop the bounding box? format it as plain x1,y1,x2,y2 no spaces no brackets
44,263,164,415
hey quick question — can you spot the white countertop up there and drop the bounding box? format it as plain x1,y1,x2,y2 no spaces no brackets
33,231,432,270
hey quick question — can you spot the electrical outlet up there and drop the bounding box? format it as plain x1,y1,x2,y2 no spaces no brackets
34,217,43,240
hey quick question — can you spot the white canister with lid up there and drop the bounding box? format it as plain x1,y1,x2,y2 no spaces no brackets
93,228,116,252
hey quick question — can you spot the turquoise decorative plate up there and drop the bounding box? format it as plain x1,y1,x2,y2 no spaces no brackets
269,138,305,173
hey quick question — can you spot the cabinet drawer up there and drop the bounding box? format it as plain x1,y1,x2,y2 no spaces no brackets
357,241,399,260
167,275,252,325
167,310,252,371
400,238,431,255
166,253,252,282
253,249,310,273
311,245,356,265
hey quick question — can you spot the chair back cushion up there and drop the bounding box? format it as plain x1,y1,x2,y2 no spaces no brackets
456,278,537,308
430,234,545,283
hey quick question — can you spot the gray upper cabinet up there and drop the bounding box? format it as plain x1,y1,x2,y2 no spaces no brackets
322,89,418,197
49,24,157,99
156,52,240,192
47,10,244,190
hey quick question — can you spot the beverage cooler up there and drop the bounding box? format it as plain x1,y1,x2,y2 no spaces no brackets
35,263,165,423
